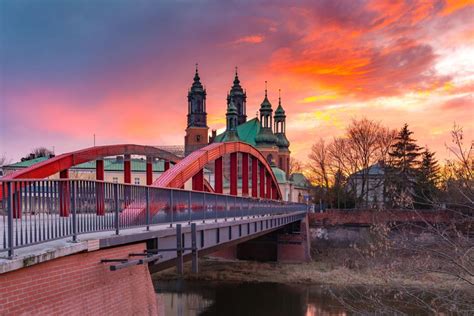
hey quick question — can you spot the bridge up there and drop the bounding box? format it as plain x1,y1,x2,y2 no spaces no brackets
0,142,310,314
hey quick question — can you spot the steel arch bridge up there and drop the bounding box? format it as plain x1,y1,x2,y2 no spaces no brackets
1,141,282,200
0,141,308,260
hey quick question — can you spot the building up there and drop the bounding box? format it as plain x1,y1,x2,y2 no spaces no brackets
347,162,386,208
184,67,311,201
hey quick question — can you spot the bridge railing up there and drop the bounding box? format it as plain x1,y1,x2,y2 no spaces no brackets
0,179,308,258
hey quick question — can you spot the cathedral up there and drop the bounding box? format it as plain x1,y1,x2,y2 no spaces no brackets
184,66,291,176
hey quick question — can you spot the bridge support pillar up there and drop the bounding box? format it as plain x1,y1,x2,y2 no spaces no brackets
215,157,223,193
96,159,105,216
259,162,265,198
277,214,311,262
230,153,237,196
192,169,204,191
146,157,153,185
59,170,70,217
251,157,258,198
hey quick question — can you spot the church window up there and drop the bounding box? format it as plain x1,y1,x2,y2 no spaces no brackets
196,135,201,142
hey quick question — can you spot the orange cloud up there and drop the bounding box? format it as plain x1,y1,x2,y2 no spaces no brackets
231,35,264,45
441,0,474,15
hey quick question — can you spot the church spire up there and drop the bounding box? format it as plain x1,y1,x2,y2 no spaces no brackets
228,67,247,125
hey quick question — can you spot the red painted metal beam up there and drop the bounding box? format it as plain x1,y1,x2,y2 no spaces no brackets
154,142,282,200
146,157,153,185
0,144,181,200
59,169,70,217
251,156,258,198
215,157,223,194
266,171,272,199
124,154,131,184
271,183,277,200
241,153,249,196
192,169,204,191
164,160,170,171
96,160,105,215
96,160,104,181
259,162,265,198
230,153,237,196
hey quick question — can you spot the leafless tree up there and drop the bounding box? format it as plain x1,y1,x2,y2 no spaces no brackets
21,147,54,161
307,138,331,190
289,157,304,175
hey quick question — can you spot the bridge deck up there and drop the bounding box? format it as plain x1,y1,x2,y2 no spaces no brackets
0,211,306,274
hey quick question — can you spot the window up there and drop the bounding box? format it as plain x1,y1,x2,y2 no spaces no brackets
196,135,201,142
112,177,118,183
134,178,140,185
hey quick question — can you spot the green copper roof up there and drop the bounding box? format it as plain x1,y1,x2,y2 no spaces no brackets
290,173,312,188
4,157,167,172
271,167,287,184
276,133,290,148
275,104,285,117
214,117,260,146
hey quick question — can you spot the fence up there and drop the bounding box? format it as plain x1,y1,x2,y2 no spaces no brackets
0,179,308,258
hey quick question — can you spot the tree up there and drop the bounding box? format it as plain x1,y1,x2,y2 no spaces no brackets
308,138,331,190
289,157,303,175
387,124,421,208
21,147,54,161
414,148,440,208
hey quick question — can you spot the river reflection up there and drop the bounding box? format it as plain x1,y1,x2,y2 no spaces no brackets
154,280,347,316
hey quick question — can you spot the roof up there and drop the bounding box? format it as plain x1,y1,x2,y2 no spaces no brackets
351,163,385,177
290,173,312,188
4,157,168,173
214,117,260,146
271,167,287,184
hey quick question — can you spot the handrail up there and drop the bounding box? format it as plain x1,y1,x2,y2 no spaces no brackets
0,179,308,258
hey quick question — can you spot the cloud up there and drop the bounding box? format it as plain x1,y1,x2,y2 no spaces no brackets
441,95,474,110
231,35,265,45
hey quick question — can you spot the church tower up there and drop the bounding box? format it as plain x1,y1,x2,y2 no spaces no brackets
274,90,291,175
221,99,240,142
184,65,209,156
227,67,247,125
255,82,279,165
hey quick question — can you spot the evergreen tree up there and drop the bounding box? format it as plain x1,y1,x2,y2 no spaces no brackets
414,148,440,208
387,124,421,207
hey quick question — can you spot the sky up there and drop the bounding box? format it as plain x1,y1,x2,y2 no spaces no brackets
1,0,473,164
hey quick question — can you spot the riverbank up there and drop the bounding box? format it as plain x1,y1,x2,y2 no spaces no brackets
153,248,470,292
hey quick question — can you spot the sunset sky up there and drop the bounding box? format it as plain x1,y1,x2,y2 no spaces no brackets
1,0,473,163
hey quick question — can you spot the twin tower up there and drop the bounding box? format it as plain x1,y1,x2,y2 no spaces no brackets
184,66,291,175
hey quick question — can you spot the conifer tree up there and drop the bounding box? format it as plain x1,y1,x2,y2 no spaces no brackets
387,124,421,207
414,148,440,208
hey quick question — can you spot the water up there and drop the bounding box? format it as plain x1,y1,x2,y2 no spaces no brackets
154,280,350,316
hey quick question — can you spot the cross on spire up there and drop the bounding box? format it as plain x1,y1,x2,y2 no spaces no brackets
265,81,268,97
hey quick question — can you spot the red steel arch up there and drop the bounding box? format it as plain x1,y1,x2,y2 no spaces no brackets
153,141,282,200
0,144,181,199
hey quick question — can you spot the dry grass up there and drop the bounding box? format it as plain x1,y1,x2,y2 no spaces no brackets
153,252,467,291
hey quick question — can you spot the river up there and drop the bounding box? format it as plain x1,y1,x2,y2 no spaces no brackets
155,280,371,315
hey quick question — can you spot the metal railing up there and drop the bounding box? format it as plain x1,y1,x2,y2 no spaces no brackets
0,179,308,258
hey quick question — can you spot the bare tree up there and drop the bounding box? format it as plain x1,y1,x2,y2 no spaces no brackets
21,147,54,161
307,138,331,190
289,157,304,175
